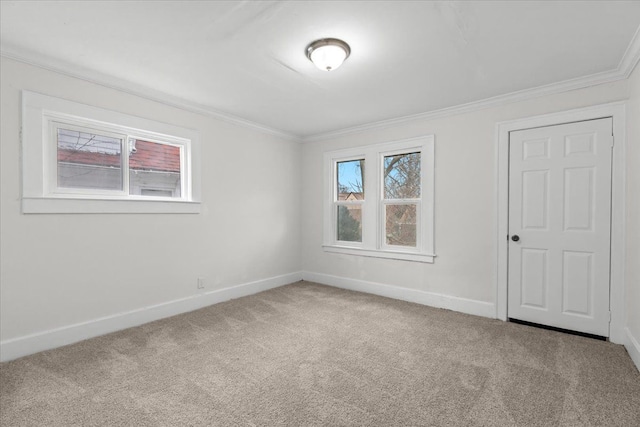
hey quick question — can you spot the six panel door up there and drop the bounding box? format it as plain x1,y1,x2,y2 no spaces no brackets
508,118,613,336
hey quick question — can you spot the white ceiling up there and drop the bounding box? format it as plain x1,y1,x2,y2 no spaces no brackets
2,1,640,138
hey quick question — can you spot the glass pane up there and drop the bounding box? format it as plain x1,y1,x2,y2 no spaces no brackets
384,152,420,199
337,205,362,242
385,204,417,247
337,159,364,201
57,128,123,190
129,139,182,198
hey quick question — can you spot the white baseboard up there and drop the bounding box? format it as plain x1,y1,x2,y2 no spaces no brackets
0,271,303,362
302,271,496,319
625,327,640,373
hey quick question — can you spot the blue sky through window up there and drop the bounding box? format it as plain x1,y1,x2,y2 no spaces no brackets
337,160,363,194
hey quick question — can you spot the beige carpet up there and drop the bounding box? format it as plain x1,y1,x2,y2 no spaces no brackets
1,281,639,426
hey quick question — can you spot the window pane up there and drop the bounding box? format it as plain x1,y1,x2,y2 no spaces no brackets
57,128,123,190
385,204,417,246
337,205,362,242
384,152,420,199
129,139,181,198
337,159,364,201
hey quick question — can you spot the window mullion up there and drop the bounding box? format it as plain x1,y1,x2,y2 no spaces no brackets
180,145,188,200
46,121,56,196
378,151,387,250
361,153,377,249
122,136,131,195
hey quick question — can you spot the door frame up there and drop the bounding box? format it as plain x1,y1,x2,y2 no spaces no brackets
495,102,627,343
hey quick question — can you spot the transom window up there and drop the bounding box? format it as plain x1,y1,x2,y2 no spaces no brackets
323,136,435,263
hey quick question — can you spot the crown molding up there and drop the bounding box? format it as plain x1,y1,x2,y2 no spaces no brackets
302,69,626,143
0,47,300,142
619,24,640,79
3,22,639,145
302,25,640,143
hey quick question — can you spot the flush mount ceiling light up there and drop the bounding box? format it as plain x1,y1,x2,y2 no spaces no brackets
306,38,351,71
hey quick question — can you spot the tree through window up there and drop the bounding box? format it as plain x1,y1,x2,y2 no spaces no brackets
323,135,434,263
383,152,420,247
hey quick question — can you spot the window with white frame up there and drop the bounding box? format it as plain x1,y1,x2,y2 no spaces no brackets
335,159,365,243
323,136,435,263
22,91,200,214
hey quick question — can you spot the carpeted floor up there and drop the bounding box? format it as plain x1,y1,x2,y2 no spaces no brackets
1,281,639,426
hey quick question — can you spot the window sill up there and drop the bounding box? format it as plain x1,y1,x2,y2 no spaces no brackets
22,197,201,214
322,245,436,263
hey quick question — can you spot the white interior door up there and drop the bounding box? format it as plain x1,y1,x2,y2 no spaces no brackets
508,118,613,336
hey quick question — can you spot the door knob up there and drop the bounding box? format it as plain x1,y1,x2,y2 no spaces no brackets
511,235,520,242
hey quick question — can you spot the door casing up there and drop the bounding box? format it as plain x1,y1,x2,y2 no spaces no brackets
495,102,627,343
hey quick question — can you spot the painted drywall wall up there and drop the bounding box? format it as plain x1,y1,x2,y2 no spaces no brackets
301,79,630,307
1,53,637,362
626,62,640,360
0,57,301,345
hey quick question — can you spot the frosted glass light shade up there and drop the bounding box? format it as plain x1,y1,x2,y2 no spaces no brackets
306,38,351,71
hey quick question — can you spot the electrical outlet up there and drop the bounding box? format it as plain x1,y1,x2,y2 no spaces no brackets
197,277,205,289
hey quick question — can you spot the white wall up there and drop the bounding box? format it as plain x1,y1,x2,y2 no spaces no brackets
625,63,640,368
2,54,638,367
0,57,301,357
301,80,630,311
